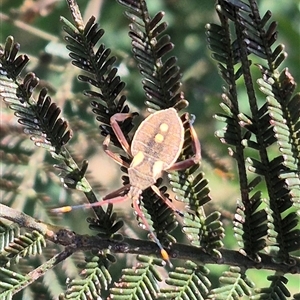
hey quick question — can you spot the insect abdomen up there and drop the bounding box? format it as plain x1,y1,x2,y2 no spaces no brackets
131,108,184,169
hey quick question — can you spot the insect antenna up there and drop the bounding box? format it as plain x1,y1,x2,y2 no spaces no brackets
51,184,131,213
50,195,128,213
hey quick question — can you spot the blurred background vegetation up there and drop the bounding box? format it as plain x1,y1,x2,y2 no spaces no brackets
1,0,299,298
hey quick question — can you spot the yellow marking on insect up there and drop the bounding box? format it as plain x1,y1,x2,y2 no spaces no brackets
154,133,164,143
161,249,172,267
131,151,144,168
51,206,72,213
152,160,164,178
159,123,169,132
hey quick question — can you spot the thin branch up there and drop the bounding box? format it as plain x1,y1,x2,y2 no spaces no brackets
11,249,74,296
1,204,299,274
0,203,60,240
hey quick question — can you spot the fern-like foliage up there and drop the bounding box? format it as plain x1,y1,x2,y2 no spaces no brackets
0,36,101,211
0,222,48,299
0,37,71,153
0,0,299,299
118,0,186,111
0,122,34,204
0,266,29,300
2,230,46,266
159,260,210,299
109,255,163,299
0,221,19,265
61,15,133,147
233,197,267,258
182,211,224,259
0,34,119,298
208,266,254,299
253,273,290,299
208,0,300,266
0,33,123,242
168,114,221,256
140,182,178,246
65,253,113,299
207,4,267,263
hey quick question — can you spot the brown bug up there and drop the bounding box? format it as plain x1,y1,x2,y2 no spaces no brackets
53,108,201,265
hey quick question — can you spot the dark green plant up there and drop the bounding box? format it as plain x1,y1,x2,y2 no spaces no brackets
0,0,299,299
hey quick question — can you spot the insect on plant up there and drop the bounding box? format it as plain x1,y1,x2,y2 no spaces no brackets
52,107,201,265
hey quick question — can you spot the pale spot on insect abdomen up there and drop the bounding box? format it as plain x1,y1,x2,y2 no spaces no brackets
159,122,169,132
154,133,164,143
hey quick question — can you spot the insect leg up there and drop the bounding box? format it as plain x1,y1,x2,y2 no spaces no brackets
167,115,201,171
103,184,130,199
185,115,201,160
110,112,138,155
103,135,130,168
132,198,173,267
150,185,184,217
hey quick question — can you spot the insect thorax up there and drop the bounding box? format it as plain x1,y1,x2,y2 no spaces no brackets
128,164,157,191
